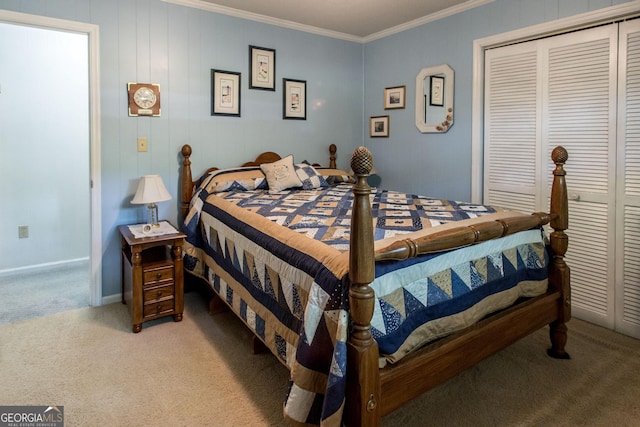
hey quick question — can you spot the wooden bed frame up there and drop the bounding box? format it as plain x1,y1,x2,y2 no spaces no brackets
179,143,570,427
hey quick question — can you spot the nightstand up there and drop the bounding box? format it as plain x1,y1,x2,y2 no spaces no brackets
119,221,186,333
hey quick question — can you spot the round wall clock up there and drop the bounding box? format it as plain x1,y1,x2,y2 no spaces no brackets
127,83,161,116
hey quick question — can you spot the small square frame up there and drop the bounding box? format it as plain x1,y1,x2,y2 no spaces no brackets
211,69,241,116
283,78,306,120
249,45,276,91
429,76,445,107
370,115,389,137
384,85,406,109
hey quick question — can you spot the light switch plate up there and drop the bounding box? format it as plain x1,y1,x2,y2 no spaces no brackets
137,137,148,152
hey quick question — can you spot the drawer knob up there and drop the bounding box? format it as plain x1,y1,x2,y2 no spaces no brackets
157,290,163,298
156,272,162,280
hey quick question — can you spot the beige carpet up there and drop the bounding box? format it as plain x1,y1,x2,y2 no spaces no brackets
0,261,89,324
1,292,639,427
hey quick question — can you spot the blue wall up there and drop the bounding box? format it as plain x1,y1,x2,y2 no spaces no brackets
0,0,363,298
363,0,633,200
1,0,635,298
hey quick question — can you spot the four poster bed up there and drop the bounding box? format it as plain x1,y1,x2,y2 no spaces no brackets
179,143,570,427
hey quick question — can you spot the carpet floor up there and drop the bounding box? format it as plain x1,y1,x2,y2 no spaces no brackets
0,261,89,325
1,291,639,426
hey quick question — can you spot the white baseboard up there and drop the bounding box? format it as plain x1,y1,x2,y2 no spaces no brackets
102,293,122,305
0,257,90,278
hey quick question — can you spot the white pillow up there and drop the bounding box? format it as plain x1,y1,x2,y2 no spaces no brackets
260,155,303,193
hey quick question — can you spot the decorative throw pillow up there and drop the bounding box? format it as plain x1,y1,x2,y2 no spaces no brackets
260,155,303,193
316,168,356,185
295,164,329,190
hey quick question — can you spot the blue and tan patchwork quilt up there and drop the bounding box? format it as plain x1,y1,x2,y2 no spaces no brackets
182,166,549,427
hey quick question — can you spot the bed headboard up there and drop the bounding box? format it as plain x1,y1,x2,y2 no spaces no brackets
179,143,338,223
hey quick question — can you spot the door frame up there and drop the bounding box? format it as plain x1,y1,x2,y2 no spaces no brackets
471,1,640,204
0,10,102,306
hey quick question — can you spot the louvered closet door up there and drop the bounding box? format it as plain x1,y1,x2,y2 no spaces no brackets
616,20,640,337
484,43,541,213
544,26,618,328
485,24,618,329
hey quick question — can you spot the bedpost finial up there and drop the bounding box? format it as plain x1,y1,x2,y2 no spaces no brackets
181,144,192,159
552,146,568,164
351,146,373,175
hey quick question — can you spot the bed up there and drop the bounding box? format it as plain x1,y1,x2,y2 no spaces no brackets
179,143,570,427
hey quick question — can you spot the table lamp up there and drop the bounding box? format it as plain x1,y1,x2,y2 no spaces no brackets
131,175,172,227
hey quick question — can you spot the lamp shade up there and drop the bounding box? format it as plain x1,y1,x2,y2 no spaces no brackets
131,175,172,204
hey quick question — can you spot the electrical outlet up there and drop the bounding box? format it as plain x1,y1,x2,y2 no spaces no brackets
137,137,148,152
18,226,29,239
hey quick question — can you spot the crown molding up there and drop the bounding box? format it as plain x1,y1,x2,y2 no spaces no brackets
162,0,494,43
362,0,494,42
161,0,363,42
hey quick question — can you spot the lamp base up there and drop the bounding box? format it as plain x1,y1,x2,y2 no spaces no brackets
147,203,160,227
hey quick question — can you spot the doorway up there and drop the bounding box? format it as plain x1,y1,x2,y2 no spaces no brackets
0,10,102,309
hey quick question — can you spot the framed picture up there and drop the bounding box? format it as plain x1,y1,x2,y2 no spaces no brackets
370,115,389,137
430,76,445,106
249,45,276,91
384,85,405,109
211,69,241,116
283,78,306,120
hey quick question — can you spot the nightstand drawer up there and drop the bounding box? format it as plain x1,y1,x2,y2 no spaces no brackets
144,284,174,303
143,299,175,318
143,266,174,285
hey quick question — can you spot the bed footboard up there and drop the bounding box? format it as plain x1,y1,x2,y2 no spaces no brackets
344,145,570,426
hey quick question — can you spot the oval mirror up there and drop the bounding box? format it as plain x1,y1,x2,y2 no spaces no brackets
415,64,454,133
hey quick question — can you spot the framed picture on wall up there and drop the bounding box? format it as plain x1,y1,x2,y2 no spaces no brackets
249,45,276,91
430,76,445,106
283,78,306,120
370,115,389,137
384,85,405,109
211,69,241,116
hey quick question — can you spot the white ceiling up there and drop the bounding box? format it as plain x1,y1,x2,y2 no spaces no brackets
166,0,493,41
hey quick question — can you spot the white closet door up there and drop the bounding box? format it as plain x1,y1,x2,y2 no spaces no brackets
484,43,541,213
543,26,618,328
616,20,640,338
484,24,618,329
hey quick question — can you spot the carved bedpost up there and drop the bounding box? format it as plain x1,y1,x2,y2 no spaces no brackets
329,143,337,169
548,146,571,359
345,146,381,427
180,144,193,224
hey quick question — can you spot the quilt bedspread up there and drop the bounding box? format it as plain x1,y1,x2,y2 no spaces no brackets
182,182,548,426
